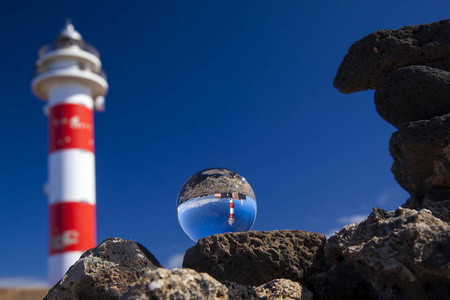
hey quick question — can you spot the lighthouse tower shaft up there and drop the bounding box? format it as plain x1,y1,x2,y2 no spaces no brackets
31,22,108,285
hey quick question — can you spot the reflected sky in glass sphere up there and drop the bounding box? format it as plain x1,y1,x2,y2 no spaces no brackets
177,168,257,242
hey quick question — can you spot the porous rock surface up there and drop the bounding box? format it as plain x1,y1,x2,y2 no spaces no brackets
403,192,450,223
374,66,450,128
316,207,450,300
223,279,313,300
334,19,450,93
389,113,450,198
123,269,313,300
42,218,449,299
334,19,450,205
44,236,315,300
122,268,228,300
253,279,313,300
45,237,162,300
329,18,450,300
183,230,326,287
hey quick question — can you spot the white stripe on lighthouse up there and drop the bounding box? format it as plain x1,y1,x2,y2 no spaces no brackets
48,150,96,205
48,84,94,109
48,252,84,285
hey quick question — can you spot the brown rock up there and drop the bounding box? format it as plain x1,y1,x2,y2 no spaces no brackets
316,207,450,300
374,66,450,128
224,279,314,300
334,19,450,94
226,279,314,300
182,230,326,288
389,113,450,198
402,187,450,222
122,268,228,300
122,269,313,300
45,237,162,300
222,281,259,299
253,279,313,300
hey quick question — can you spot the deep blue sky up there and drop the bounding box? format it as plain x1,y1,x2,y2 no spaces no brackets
0,0,448,287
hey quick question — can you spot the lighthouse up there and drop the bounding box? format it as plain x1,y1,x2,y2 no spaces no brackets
31,21,108,285
213,192,247,225
228,199,235,225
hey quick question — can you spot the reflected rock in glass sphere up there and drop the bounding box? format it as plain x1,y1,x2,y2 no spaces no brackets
177,168,257,242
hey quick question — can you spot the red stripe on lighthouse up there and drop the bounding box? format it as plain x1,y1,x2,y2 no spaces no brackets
49,202,96,254
49,104,94,153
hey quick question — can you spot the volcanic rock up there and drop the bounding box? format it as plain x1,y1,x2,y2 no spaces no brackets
389,113,450,198
45,237,162,300
334,19,450,93
253,279,313,300
374,66,450,128
221,281,259,299
403,188,450,223
122,268,228,300
123,269,313,300
224,279,313,300
182,230,326,288
316,207,450,300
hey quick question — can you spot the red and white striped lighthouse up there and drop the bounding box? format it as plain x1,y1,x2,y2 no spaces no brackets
228,199,235,225
31,21,108,285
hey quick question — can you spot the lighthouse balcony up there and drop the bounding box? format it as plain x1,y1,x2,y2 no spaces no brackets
38,40,100,58
33,61,107,81
31,66,108,101
34,41,103,76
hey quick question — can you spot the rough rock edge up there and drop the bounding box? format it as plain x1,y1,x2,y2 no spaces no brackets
183,230,326,288
123,268,313,300
45,237,162,300
389,113,450,198
334,19,450,93
315,207,450,300
374,65,450,128
122,268,228,300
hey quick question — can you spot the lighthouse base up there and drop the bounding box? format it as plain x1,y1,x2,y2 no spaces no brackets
48,251,84,286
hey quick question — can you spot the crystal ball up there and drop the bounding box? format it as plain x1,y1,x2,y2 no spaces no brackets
177,168,257,242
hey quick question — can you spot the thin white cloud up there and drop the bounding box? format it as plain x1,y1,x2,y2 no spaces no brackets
324,228,341,239
338,214,367,224
0,277,49,288
325,213,369,239
166,253,184,269
376,192,390,205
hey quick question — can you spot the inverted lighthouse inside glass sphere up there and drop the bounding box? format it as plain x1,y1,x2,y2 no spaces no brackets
177,168,257,242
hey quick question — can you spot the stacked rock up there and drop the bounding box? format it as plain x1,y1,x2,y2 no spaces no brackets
334,19,450,213
330,19,450,299
335,19,450,216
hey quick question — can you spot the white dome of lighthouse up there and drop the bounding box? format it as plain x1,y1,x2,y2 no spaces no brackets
58,21,83,41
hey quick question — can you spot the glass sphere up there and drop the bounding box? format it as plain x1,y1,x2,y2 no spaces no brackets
177,168,257,242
